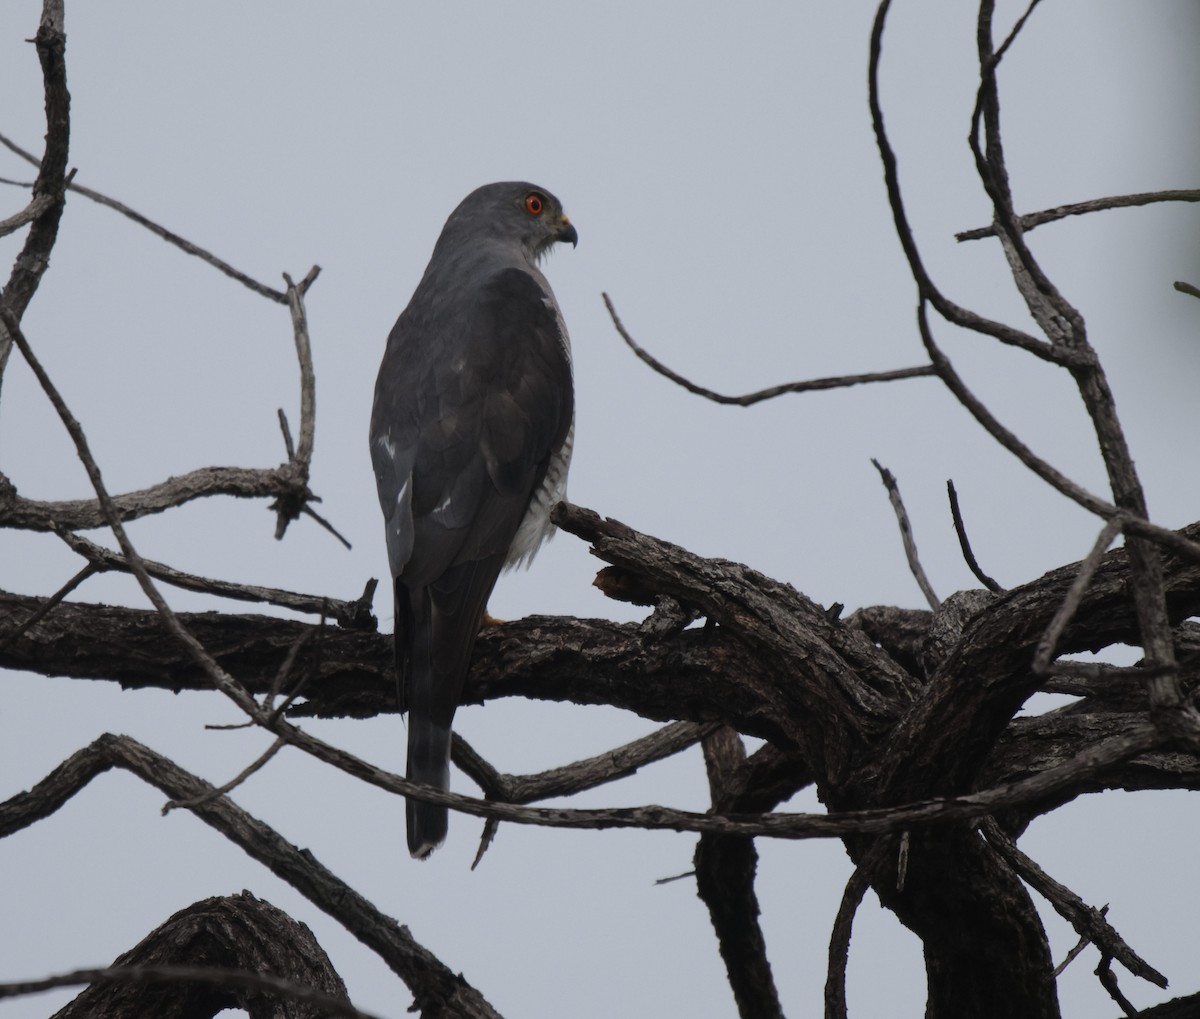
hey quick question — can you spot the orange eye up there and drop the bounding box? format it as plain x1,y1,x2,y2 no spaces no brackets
525,192,544,215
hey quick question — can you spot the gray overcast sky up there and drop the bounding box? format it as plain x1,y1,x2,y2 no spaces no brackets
2,3,1198,1016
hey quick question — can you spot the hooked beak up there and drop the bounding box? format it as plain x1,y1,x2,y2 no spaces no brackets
556,216,578,248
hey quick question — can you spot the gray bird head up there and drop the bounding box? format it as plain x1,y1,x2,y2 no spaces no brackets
437,181,577,264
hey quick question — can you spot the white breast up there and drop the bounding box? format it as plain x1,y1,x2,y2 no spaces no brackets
504,424,574,570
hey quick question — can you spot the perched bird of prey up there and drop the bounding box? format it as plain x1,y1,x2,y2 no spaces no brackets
370,182,577,858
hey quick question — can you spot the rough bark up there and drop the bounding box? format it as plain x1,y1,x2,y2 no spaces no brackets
53,892,349,1019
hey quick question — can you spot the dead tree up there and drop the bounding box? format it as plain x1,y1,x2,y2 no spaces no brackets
3,2,1200,1017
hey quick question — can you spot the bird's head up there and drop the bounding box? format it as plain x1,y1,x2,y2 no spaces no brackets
444,181,577,264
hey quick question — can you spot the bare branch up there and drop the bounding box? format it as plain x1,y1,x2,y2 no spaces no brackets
947,480,1004,592
1054,913,1101,978
267,700,1166,844
602,292,936,405
0,561,96,648
0,131,288,303
1032,517,1125,675
958,189,1200,242
0,2,69,388
56,530,375,627
0,464,312,532
0,185,54,238
916,302,1114,519
694,727,784,1019
0,735,505,1018
1174,281,1200,300
0,310,265,722
970,5,1199,747
454,720,712,805
161,737,287,815
867,0,1064,363
824,866,871,1019
969,1,1081,352
274,269,320,542
981,819,1167,988
0,965,378,1019
1097,956,1140,1018
872,459,939,609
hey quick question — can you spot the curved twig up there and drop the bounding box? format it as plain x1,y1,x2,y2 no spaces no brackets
946,480,1003,592
603,292,937,405
867,0,1062,363
0,131,288,303
824,865,871,1019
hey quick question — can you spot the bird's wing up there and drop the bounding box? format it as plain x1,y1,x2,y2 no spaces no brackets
371,265,573,593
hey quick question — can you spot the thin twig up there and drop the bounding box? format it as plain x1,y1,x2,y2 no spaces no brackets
0,131,288,303
161,737,287,815
300,503,353,550
1031,518,1126,674
946,480,1003,592
958,189,1200,242
916,303,1200,567
263,629,320,717
993,0,1044,63
872,459,939,609
0,189,53,238
0,734,505,1017
456,722,712,868
266,706,1164,841
1053,913,1102,978
0,562,97,648
454,721,712,806
277,408,296,460
602,292,936,405
282,268,320,469
0,309,264,722
917,303,1111,518
867,0,1062,363
970,0,1080,353
981,819,1166,988
976,1,1195,746
56,530,368,626
1174,280,1200,300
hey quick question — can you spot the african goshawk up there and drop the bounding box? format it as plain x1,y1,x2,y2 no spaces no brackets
370,181,577,858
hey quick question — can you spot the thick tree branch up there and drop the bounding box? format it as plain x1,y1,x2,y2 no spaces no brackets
0,464,315,532
694,727,784,1019
0,735,504,1019
42,892,360,1019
